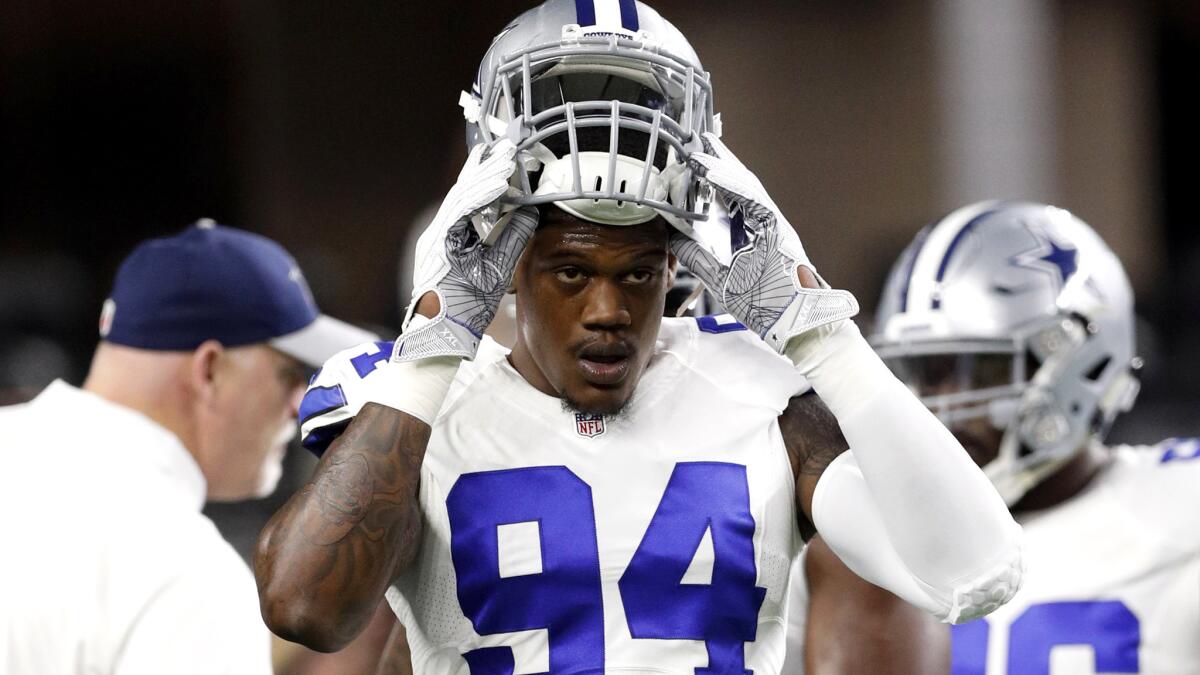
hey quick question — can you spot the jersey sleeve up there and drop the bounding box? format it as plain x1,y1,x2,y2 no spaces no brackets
1116,439,1200,558
299,340,395,457
668,315,811,413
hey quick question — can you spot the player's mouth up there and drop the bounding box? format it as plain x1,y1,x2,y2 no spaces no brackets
576,342,633,387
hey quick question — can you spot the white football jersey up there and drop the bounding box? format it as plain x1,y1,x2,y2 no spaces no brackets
781,440,1200,675
948,441,1200,675
384,316,810,674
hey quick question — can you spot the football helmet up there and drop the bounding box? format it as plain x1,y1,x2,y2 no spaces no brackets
461,0,718,238
872,201,1141,505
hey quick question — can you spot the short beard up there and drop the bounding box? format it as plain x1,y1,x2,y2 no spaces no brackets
561,395,631,422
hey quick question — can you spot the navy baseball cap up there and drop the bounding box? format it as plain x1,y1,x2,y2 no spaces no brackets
99,219,375,366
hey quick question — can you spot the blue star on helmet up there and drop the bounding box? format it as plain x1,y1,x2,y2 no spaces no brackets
1039,239,1078,282
1009,222,1079,290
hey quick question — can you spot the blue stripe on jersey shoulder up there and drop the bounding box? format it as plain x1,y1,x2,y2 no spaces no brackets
299,384,348,425
302,419,351,458
696,315,748,334
1160,438,1200,464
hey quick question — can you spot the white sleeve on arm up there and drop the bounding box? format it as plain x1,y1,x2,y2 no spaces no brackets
114,558,272,675
787,319,1024,624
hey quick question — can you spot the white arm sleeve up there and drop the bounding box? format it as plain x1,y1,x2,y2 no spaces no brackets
787,320,1024,623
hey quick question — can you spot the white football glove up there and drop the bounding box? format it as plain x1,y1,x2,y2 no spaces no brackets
396,140,538,362
670,132,859,353
298,340,396,457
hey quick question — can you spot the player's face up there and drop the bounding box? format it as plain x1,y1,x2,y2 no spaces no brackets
893,352,1007,467
510,212,673,416
199,345,307,501
947,411,1005,468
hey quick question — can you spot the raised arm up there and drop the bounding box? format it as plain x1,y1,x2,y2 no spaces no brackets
676,131,1022,624
254,141,535,651
779,396,951,672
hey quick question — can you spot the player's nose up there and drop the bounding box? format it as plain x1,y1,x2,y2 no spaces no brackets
580,278,631,331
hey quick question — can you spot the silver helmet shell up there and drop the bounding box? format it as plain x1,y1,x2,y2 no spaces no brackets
461,0,718,237
872,201,1141,505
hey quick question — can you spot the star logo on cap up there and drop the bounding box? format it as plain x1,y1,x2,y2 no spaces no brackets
288,265,317,309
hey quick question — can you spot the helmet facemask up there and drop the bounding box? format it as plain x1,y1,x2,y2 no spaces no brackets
878,314,1140,506
464,25,716,237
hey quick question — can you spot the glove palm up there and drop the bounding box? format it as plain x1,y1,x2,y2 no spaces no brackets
397,140,536,361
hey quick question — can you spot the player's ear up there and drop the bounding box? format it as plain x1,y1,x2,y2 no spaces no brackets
507,244,533,294
188,339,225,403
666,251,678,288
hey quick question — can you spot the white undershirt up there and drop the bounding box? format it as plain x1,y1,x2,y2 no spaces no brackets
0,380,271,675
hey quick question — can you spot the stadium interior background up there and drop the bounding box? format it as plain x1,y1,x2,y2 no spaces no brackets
2,0,1197,669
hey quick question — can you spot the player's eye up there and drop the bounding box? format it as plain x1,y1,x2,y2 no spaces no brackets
623,269,655,285
555,267,587,284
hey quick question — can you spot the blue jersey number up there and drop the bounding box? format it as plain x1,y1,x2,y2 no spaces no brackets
445,462,763,675
448,467,605,674
951,600,1140,675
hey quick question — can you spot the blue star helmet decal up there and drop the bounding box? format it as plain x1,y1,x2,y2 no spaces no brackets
1010,221,1079,290
1038,239,1079,282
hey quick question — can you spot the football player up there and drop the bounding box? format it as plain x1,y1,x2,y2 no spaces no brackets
859,201,1196,674
253,2,1024,672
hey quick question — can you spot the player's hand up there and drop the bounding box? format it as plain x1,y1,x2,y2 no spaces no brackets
672,132,859,353
396,140,537,362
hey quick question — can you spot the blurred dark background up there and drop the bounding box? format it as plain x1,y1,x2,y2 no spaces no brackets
2,0,1197,580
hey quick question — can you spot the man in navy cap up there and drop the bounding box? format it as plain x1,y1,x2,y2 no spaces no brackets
0,220,373,674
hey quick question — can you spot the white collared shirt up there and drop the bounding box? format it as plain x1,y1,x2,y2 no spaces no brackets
0,381,272,674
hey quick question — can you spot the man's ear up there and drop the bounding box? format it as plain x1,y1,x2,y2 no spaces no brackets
189,340,225,403
508,242,534,294
666,251,678,288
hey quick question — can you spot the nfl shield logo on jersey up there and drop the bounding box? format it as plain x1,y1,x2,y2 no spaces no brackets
575,413,605,438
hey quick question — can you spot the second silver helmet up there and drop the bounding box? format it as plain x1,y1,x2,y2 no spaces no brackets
873,201,1141,505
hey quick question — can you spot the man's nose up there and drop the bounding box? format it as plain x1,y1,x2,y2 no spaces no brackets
580,279,632,330
288,384,305,419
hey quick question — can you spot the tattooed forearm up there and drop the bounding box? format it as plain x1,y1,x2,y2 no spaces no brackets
779,392,850,539
253,403,430,652
304,454,372,545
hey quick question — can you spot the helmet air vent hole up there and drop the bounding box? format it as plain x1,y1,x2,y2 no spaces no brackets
1025,349,1043,372
593,175,602,203
1084,356,1111,382
617,180,627,207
